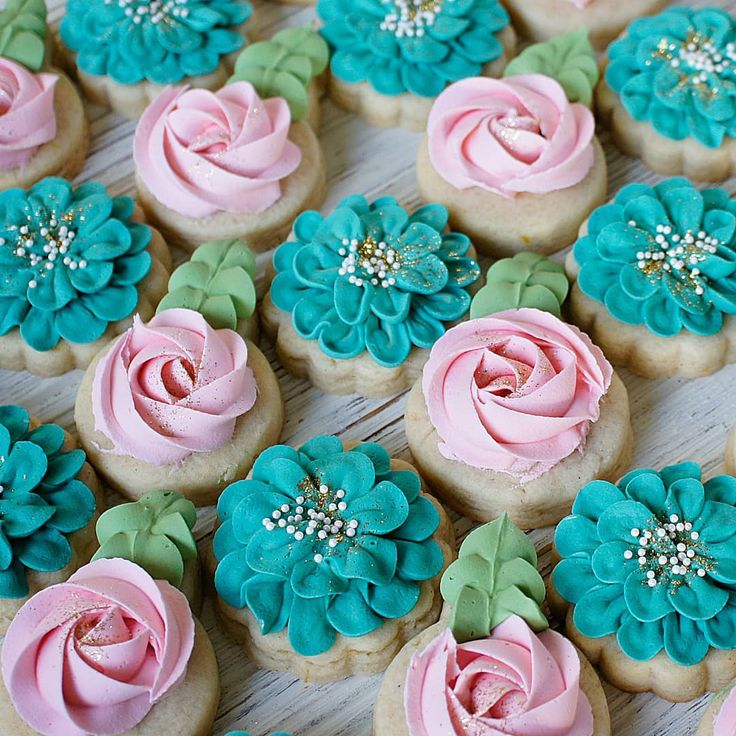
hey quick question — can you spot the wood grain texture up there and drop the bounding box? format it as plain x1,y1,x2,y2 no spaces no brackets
1,0,734,733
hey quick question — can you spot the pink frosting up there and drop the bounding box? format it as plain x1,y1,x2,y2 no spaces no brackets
404,617,594,736
1,558,195,736
567,0,593,7
422,308,612,482
92,307,257,466
714,683,736,736
427,75,595,199
134,81,301,217
0,58,56,169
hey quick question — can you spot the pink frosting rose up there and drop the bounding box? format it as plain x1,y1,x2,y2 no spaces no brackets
1,558,195,736
714,683,736,736
92,307,257,466
0,57,57,169
427,75,595,199
422,308,612,482
405,616,594,736
134,81,301,217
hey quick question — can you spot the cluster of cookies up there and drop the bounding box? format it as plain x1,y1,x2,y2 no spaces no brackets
0,0,735,734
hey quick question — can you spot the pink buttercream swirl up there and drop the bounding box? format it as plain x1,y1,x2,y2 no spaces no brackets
1,558,195,736
422,308,612,482
714,682,736,736
0,57,56,169
404,616,594,736
92,307,257,466
134,81,301,217
427,75,595,199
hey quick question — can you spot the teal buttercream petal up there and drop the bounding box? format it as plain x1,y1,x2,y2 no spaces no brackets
554,515,599,557
26,424,65,456
15,526,71,571
217,479,267,521
54,301,107,344
300,435,344,461
389,470,422,503
213,519,239,560
410,204,449,231
20,307,59,351
663,187,705,233
664,477,706,520
43,448,85,486
552,556,598,605
334,279,373,325
234,491,296,540
571,480,626,520
618,264,658,300
348,481,409,534
663,614,710,666
643,291,682,338
43,481,96,533
695,500,736,543
660,462,702,485
393,496,439,542
349,441,391,476
704,475,736,505
669,574,729,620
406,308,447,349
326,584,383,637
1,442,46,492
0,560,28,598
288,595,335,656
577,261,622,303
293,211,324,244
573,584,628,637
598,501,652,543
592,542,638,583
364,317,411,367
313,451,376,499
318,317,366,360
291,559,348,598
331,535,397,586
293,243,341,290
395,538,443,580
215,548,253,607
605,282,645,324
246,528,313,578
245,574,292,634
293,294,335,339
368,576,421,618
617,615,664,661
703,602,736,649
624,571,675,621
1,500,54,538
624,472,667,511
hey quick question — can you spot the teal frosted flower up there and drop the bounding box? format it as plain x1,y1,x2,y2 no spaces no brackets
0,405,96,599
318,0,509,97
270,196,480,368
214,436,444,656
606,7,736,148
60,0,252,85
553,462,736,667
0,177,153,352
574,178,736,338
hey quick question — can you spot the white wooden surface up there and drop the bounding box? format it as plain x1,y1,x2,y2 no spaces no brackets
2,0,736,733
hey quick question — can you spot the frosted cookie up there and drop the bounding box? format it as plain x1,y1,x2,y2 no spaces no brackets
599,6,736,181
0,405,104,635
502,0,668,51
58,0,254,120
551,462,736,702
135,81,326,252
374,514,611,736
405,308,633,528
698,680,736,736
567,178,736,379
75,308,283,506
157,238,260,342
418,75,607,258
0,177,171,376
262,196,481,397
317,0,516,131
228,26,329,130
0,558,219,736
210,436,455,682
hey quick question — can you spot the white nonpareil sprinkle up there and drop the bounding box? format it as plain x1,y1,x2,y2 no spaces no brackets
104,0,191,24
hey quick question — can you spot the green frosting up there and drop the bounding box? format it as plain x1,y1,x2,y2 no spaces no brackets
504,28,598,106
92,490,197,588
553,463,736,667
440,514,548,643
0,405,96,599
157,238,256,331
0,0,47,71
470,252,569,319
229,27,329,122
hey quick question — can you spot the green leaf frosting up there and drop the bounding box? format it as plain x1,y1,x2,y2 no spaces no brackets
504,28,598,106
229,27,329,122
0,0,47,71
470,253,569,319
93,490,197,588
157,238,257,330
440,514,548,642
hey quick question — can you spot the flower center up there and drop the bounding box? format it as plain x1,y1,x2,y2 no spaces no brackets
623,514,713,588
337,235,402,289
261,479,359,564
107,0,191,24
380,0,444,39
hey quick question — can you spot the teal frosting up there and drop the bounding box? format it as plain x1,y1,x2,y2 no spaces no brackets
606,7,736,149
214,436,444,656
60,0,252,85
317,0,510,98
553,463,736,667
0,177,153,352
270,196,480,368
0,405,96,599
574,178,736,338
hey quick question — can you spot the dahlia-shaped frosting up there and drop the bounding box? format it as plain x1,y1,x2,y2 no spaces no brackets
134,82,301,217
404,616,594,736
1,558,195,736
92,307,257,466
0,57,56,169
427,75,595,199
715,683,736,736
422,308,612,482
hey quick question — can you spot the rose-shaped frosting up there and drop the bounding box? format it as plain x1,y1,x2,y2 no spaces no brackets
0,58,56,170
427,75,595,199
422,308,612,482
1,558,195,736
715,682,736,736
134,82,301,218
92,307,257,466
405,616,593,736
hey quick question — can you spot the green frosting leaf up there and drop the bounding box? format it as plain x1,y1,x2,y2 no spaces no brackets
504,28,598,106
93,490,197,588
228,27,329,121
0,0,47,71
470,252,569,319
157,238,257,330
440,514,548,642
